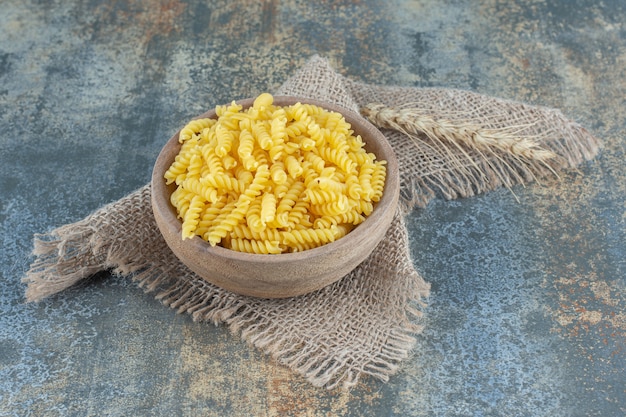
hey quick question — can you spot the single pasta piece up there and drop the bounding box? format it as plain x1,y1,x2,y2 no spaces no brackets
179,118,216,142
253,92,274,109
260,192,277,225
228,238,282,255
230,224,282,242
270,161,288,184
251,121,272,150
284,155,303,179
182,195,205,239
281,228,338,252
238,128,257,170
196,199,227,239
246,197,264,233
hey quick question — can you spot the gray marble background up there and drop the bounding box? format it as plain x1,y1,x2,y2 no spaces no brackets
1,1,624,416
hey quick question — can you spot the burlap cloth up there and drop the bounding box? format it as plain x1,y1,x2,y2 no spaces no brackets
23,56,600,390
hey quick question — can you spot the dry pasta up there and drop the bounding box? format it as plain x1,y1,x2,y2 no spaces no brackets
164,93,386,254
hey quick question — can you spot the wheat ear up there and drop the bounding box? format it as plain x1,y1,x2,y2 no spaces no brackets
361,104,562,192
362,103,558,161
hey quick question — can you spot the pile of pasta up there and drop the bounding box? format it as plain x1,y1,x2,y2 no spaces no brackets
164,93,386,254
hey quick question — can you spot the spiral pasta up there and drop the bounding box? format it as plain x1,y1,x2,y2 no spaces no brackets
229,238,282,255
281,228,338,252
179,118,216,142
237,127,256,170
182,195,205,239
164,93,386,253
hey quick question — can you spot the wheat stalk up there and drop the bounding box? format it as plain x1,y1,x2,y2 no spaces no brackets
362,103,558,162
361,103,561,196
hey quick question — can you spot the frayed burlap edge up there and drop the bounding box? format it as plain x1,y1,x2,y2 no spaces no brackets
24,186,430,390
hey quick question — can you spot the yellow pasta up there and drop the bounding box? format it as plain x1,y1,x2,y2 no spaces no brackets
284,155,303,179
310,200,349,217
260,192,277,225
234,165,254,184
251,121,272,150
196,199,227,239
182,177,219,204
286,198,310,229
269,161,288,185
228,238,282,255
202,173,247,194
303,152,325,174
313,211,365,228
285,119,308,138
164,153,190,185
252,147,270,167
215,124,235,157
170,187,193,219
164,93,386,253
245,197,264,233
285,102,309,122
237,128,257,170
276,179,305,213
304,188,345,205
186,153,203,180
231,223,282,242
182,195,205,239
281,228,338,252
179,118,216,142
252,92,274,110
272,179,290,201
268,109,287,161
369,162,387,202
200,143,225,176
319,146,356,174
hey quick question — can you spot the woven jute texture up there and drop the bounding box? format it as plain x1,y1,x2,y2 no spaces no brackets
23,55,600,389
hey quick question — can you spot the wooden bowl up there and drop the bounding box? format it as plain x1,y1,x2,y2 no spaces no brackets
151,96,399,298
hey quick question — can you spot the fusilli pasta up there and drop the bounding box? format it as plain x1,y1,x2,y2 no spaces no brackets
163,93,386,253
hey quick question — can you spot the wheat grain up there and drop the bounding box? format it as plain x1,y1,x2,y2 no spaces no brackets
361,104,557,163
360,103,566,200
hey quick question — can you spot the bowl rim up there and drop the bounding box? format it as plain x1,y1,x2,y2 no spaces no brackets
151,95,400,266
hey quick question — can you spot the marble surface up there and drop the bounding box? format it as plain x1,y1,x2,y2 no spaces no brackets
1,1,624,415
